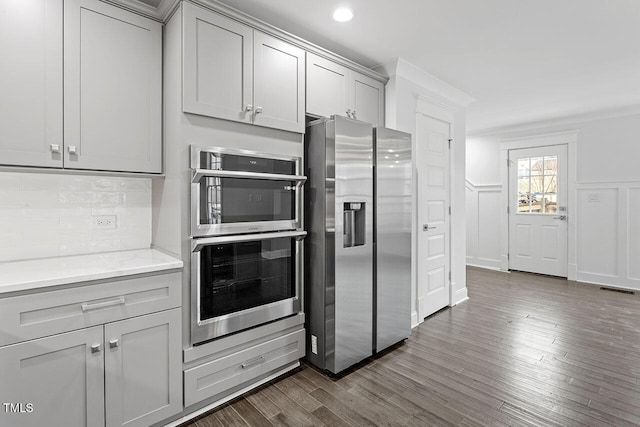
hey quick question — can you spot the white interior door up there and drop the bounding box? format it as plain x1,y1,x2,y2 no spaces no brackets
508,145,568,276
416,114,451,320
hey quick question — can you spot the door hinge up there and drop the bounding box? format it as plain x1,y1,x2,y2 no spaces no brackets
507,206,510,214
507,158,510,167
448,139,452,149
448,271,452,282
449,206,451,215
507,253,510,260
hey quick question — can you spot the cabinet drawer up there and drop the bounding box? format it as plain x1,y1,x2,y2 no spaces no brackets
184,328,305,406
0,272,181,346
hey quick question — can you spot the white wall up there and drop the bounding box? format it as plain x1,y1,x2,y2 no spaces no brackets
377,58,475,327
0,172,152,262
466,109,640,290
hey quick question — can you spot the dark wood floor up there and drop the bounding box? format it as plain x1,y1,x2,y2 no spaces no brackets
181,267,640,426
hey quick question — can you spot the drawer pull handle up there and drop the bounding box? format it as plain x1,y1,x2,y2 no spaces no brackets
241,355,265,369
81,297,125,312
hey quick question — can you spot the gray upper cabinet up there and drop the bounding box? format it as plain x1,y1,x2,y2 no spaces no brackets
0,326,105,427
64,0,162,173
306,52,385,127
0,0,64,168
306,53,350,120
183,2,306,133
0,0,162,173
352,72,385,127
253,32,305,132
183,2,253,124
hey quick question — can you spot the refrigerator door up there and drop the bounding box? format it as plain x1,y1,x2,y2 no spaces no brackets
330,115,374,373
374,127,412,352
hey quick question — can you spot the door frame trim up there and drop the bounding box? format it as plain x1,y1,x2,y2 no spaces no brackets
415,96,455,323
499,130,578,280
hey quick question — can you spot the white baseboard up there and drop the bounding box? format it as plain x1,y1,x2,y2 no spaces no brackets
576,272,640,292
568,263,578,281
466,263,509,272
411,310,419,328
451,286,468,306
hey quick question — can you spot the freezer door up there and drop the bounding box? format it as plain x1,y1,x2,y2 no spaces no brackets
330,115,374,373
374,127,412,352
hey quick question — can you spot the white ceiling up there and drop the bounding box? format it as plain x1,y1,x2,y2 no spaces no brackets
217,0,640,132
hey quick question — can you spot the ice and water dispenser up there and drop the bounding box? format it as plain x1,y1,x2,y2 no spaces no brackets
343,202,366,248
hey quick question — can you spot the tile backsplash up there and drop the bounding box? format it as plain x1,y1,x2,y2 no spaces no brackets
0,172,152,262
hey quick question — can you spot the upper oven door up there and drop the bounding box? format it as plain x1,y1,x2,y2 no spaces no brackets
190,146,306,237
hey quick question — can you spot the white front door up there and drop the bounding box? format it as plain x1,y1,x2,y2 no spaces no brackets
416,113,451,320
508,145,568,276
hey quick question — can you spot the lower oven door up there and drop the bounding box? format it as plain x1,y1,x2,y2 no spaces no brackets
191,230,306,344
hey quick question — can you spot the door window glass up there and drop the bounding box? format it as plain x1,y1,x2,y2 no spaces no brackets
517,155,558,213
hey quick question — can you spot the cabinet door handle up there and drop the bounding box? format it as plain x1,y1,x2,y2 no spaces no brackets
423,224,436,231
352,110,357,119
90,344,102,354
241,355,265,369
245,104,253,112
346,109,352,118
68,145,77,155
81,297,125,312
255,106,263,114
50,144,60,153
109,339,119,349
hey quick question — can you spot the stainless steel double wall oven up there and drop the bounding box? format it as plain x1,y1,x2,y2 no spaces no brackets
190,146,306,345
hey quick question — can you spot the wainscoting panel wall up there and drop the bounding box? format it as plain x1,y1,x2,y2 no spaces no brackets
465,180,502,269
576,182,640,290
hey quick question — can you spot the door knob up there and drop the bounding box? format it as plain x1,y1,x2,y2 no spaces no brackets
423,224,436,231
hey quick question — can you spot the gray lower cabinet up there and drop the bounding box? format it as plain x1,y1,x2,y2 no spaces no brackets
105,309,182,427
0,326,105,427
0,309,181,427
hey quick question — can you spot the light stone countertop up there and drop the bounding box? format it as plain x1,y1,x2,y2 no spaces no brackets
0,248,183,295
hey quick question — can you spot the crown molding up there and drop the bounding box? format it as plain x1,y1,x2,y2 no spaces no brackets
469,104,640,137
376,58,476,109
103,0,179,21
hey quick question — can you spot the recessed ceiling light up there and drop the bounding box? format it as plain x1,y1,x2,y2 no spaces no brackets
333,7,353,22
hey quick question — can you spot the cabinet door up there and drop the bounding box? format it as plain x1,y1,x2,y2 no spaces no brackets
0,0,63,168
64,0,162,173
0,327,105,427
351,72,385,127
104,309,181,427
306,53,350,119
183,2,253,124
253,32,306,133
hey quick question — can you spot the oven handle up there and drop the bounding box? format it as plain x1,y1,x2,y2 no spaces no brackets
192,230,307,252
191,169,307,185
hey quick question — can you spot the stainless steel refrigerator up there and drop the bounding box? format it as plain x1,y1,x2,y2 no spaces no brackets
304,115,411,374
373,126,412,353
